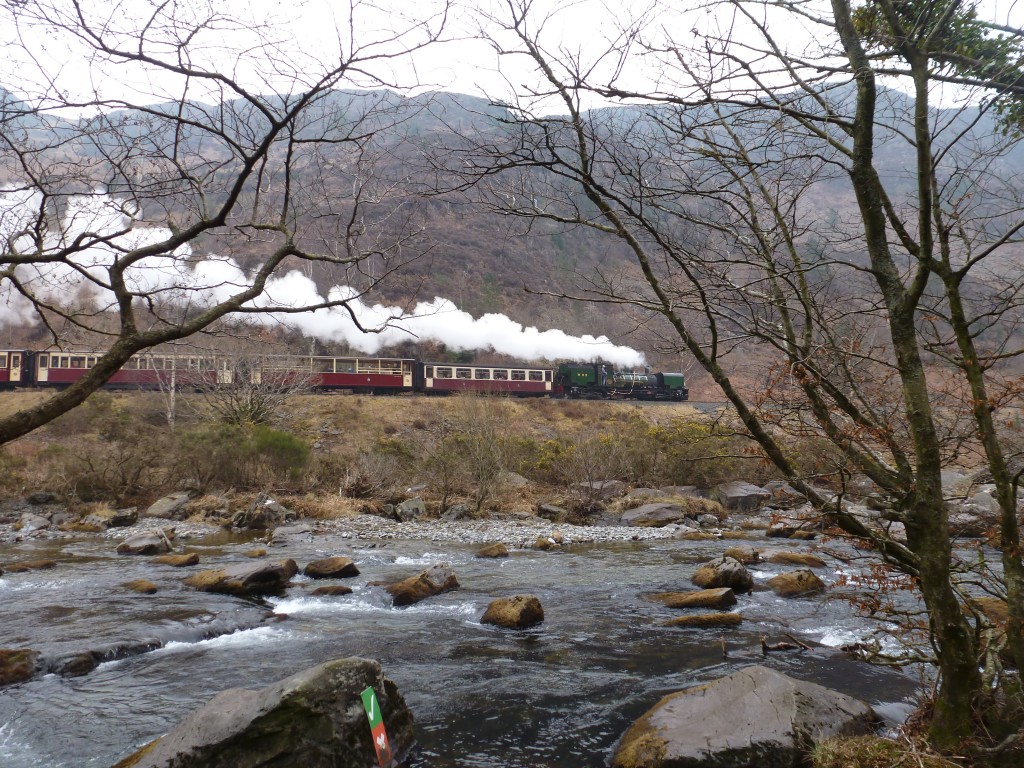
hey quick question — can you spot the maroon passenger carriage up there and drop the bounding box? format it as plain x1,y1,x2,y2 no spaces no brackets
263,355,415,392
33,350,228,389
29,350,417,393
420,362,553,396
0,350,27,389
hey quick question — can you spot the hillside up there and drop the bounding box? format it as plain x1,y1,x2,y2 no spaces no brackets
2,85,1023,394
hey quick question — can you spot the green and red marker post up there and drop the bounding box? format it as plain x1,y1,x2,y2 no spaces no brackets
361,686,394,768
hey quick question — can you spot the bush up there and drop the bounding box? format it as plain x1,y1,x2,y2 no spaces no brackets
177,424,310,489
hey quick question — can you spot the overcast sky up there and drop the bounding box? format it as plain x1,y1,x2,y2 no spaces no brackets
1,0,1021,111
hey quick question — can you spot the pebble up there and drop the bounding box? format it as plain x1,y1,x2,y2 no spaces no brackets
1,513,689,548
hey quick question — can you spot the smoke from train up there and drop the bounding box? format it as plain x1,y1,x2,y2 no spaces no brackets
0,192,644,367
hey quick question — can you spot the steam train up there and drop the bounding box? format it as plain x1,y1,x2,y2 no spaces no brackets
0,349,688,401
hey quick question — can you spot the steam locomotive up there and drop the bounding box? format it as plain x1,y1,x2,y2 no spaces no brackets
0,349,688,401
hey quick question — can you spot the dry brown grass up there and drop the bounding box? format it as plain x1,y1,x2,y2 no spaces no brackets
811,735,963,768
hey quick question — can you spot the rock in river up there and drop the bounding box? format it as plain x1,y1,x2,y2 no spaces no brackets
184,560,298,596
112,657,414,768
151,552,200,567
0,648,42,687
767,569,826,598
304,556,359,579
481,595,545,629
611,665,876,768
116,530,172,556
476,543,509,558
384,563,459,607
690,556,754,594
663,612,742,629
650,588,737,610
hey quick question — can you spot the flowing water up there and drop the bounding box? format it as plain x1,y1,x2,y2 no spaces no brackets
0,526,921,767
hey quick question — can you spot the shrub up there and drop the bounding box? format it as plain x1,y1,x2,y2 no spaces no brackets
176,424,310,489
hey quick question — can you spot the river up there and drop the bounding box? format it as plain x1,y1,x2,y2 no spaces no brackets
0,520,921,767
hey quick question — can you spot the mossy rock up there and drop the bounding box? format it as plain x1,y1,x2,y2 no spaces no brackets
480,595,544,629
764,551,826,568
476,543,509,558
124,579,159,594
650,588,737,610
0,648,41,686
4,559,57,573
767,569,826,598
152,553,200,567
664,612,742,628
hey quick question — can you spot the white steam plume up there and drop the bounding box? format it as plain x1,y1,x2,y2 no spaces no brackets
0,192,645,367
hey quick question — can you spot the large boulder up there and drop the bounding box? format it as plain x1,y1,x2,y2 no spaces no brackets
536,503,567,522
611,666,876,768
116,530,173,556
691,557,754,594
480,595,545,629
16,512,50,532
83,507,138,530
394,497,427,522
112,657,414,768
761,481,807,510
620,503,688,528
384,563,459,607
711,481,771,513
143,491,196,520
270,524,314,546
184,560,298,596
304,557,360,579
232,494,293,530
767,570,826,598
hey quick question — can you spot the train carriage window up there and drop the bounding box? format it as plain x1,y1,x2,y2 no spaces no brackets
475,369,491,380
425,366,434,378
436,367,453,379
314,358,334,373
86,357,96,368
529,371,543,382
338,359,356,373
0,353,6,368
545,370,552,382
493,369,508,380
456,368,471,379
511,370,526,380
37,355,47,369
70,356,85,369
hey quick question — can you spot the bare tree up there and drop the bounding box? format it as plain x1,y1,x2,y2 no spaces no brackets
194,355,318,426
450,0,1024,751
0,0,450,443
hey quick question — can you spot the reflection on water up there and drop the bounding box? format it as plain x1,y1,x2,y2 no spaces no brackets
0,531,921,767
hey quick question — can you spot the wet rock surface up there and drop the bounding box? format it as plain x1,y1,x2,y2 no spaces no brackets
184,560,299,596
384,562,459,607
611,665,876,768
112,657,414,768
691,556,754,593
480,595,545,629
